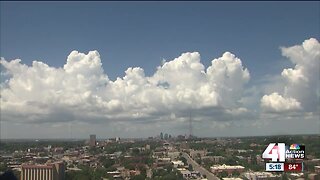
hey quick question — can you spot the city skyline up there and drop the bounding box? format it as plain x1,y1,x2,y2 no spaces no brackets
1,2,319,139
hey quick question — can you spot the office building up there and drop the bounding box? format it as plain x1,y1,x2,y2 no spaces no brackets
164,133,168,140
160,132,163,140
211,164,245,175
115,137,120,142
20,161,65,180
90,134,96,147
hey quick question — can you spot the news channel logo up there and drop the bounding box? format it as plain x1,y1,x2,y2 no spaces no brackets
262,143,305,172
262,143,305,162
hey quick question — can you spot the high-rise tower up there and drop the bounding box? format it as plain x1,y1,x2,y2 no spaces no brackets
89,134,96,147
189,111,193,139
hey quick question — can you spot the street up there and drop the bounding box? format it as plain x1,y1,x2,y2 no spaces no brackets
182,152,220,180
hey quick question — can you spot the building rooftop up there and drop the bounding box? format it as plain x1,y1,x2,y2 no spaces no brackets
211,164,245,170
21,164,54,169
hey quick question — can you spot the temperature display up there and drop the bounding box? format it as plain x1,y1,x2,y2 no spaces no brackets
284,163,303,172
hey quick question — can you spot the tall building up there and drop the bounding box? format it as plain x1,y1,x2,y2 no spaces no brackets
115,137,120,142
164,133,168,140
145,144,151,150
90,134,96,147
160,132,163,140
20,162,65,180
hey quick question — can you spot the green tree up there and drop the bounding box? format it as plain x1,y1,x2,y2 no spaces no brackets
219,171,228,178
281,173,289,180
0,163,9,172
131,174,146,180
224,157,238,165
196,158,202,164
179,156,187,165
164,164,173,172
125,164,135,170
132,148,140,156
233,171,240,177
103,158,115,169
162,173,181,180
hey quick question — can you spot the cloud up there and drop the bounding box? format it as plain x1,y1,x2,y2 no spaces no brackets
261,92,302,113
1,38,318,133
260,38,320,113
0,51,250,124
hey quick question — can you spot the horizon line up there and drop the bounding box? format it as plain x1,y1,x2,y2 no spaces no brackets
0,133,319,141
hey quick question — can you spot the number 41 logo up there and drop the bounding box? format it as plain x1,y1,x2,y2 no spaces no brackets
262,143,286,162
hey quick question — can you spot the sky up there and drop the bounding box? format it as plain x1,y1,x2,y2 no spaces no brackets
0,2,319,139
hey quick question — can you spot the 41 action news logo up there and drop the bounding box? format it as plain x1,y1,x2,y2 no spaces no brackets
262,143,305,162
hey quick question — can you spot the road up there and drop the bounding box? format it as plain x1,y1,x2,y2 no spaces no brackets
182,152,220,180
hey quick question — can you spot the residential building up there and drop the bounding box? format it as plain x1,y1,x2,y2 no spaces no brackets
243,172,280,180
190,149,207,159
171,160,184,168
315,166,320,173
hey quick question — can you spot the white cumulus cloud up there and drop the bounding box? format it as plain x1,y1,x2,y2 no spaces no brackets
261,92,302,112
261,38,320,113
0,51,250,124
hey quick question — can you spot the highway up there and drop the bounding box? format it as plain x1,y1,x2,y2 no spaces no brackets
182,152,220,180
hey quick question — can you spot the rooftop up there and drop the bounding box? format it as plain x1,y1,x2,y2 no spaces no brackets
211,164,245,170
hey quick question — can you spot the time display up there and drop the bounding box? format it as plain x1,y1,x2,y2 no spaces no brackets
265,163,284,171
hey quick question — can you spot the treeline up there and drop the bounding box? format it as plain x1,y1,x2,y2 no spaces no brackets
0,140,85,153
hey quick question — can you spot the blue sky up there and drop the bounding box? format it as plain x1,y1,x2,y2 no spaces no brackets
0,2,319,138
2,2,319,80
